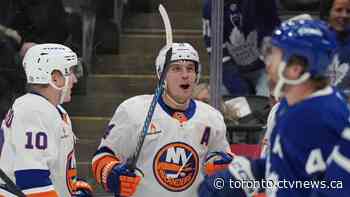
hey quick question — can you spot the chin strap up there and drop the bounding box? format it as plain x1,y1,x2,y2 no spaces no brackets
273,61,310,99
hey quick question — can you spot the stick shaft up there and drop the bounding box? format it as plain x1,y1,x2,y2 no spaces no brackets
126,4,173,170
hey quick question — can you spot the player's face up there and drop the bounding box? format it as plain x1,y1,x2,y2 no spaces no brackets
329,0,350,32
165,60,197,104
264,46,283,86
63,67,78,103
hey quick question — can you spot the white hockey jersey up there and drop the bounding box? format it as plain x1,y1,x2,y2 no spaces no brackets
260,102,279,158
0,93,78,196
93,95,230,197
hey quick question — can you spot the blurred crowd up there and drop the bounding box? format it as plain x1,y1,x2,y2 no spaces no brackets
0,0,123,119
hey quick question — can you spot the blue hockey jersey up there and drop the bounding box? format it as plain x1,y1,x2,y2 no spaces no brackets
309,130,350,197
202,0,280,70
198,87,350,197
266,87,350,197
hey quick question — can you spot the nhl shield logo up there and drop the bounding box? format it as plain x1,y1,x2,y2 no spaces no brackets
153,142,199,192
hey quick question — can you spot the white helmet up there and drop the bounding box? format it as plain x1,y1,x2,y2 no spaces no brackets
23,43,78,104
23,43,78,84
155,42,201,82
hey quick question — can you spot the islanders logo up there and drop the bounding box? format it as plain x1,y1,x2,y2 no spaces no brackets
153,142,199,192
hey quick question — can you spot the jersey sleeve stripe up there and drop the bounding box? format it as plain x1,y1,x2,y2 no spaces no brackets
15,169,52,190
92,152,114,164
92,154,120,183
25,190,58,197
332,146,350,173
23,185,55,194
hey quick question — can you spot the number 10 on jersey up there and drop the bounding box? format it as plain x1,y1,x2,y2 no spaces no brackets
25,132,48,150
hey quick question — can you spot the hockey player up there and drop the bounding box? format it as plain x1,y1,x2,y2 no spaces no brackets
92,43,231,197
320,0,350,98
199,19,350,197
260,13,314,158
202,0,280,97
0,44,93,196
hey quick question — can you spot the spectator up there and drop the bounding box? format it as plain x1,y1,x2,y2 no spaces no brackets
202,0,280,97
192,83,269,124
192,83,241,122
320,0,350,97
192,82,210,103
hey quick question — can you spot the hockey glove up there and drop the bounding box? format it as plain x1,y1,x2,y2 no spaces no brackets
102,161,141,197
199,156,261,197
72,180,93,197
204,151,233,176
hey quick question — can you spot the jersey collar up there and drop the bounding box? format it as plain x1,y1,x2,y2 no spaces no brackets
158,96,196,122
29,91,64,119
29,91,48,101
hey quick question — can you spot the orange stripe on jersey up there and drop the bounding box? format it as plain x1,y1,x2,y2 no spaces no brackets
92,155,120,183
27,190,58,197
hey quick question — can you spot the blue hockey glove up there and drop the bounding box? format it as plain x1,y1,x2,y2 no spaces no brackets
102,161,141,197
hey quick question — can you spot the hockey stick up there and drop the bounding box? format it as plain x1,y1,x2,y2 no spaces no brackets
126,4,173,170
0,168,25,197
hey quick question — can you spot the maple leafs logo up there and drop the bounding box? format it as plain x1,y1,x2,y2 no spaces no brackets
226,27,260,66
327,55,350,86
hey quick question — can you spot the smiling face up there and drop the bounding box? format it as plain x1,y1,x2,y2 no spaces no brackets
329,0,350,32
165,60,197,105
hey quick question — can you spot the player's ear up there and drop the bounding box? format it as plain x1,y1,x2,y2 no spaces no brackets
51,70,64,86
287,64,305,80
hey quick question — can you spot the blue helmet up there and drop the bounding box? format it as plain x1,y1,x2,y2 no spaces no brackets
271,19,337,77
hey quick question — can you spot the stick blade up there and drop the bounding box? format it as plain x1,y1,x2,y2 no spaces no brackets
158,4,173,46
